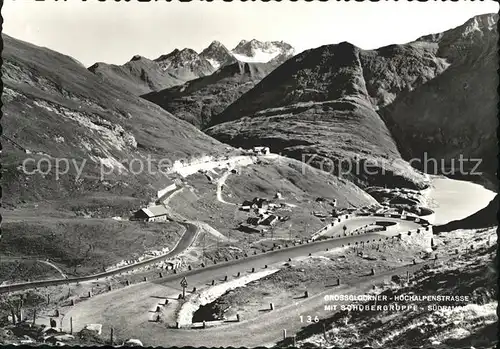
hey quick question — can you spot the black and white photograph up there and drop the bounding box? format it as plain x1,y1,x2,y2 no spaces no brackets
1,0,499,347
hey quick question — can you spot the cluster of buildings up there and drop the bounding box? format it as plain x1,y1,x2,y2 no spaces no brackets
238,196,288,234
240,146,271,156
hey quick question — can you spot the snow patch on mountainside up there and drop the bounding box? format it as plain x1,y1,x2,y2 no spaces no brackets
231,51,280,63
206,58,221,70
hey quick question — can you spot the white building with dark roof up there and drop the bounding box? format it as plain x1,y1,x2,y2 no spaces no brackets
132,205,170,222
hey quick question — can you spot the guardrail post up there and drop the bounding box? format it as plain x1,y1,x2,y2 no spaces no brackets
70,299,75,306
224,275,228,281
192,287,197,293
203,320,206,329
235,256,239,260
156,306,161,312
178,294,183,299
237,272,241,277
270,302,274,310
159,272,163,278
165,299,169,305
108,285,112,291
126,280,130,286
283,329,287,340
251,267,255,273
176,321,180,329
308,253,312,256
370,268,375,276
412,259,416,265
211,280,215,286
288,258,292,262
201,263,205,268
88,291,92,298
304,290,309,298
337,278,341,286
236,314,240,322
144,276,147,282
264,264,268,269
188,265,192,271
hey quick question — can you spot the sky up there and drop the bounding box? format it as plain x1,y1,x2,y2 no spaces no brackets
3,0,498,67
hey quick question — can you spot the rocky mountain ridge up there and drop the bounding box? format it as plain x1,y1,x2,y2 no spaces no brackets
88,39,295,95
205,13,498,191
142,60,279,128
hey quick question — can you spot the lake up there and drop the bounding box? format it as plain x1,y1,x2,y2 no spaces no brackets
425,176,497,225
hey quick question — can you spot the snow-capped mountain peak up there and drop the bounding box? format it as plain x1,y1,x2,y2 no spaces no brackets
231,39,295,63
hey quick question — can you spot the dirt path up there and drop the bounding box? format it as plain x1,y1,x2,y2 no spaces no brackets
216,169,237,206
38,260,67,279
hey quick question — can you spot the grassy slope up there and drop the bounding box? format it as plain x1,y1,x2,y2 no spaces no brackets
2,34,226,210
206,42,429,190
142,61,276,128
88,57,185,95
166,157,376,259
0,219,183,277
88,49,216,95
0,260,62,284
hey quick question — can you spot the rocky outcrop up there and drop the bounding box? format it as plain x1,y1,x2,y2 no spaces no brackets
378,14,499,189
